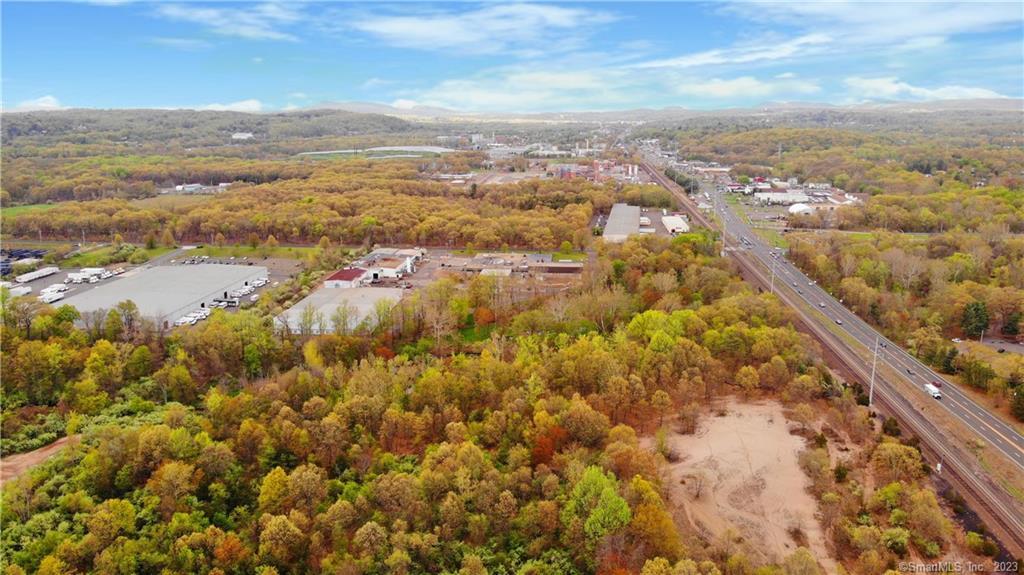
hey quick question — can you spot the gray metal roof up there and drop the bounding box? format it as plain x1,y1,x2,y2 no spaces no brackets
603,203,640,241
62,264,266,321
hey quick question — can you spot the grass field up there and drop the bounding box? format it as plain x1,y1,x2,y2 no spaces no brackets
131,194,216,210
549,251,587,262
2,204,59,217
188,244,317,260
61,246,174,268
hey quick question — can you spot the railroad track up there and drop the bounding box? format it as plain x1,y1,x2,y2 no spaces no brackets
640,161,1024,557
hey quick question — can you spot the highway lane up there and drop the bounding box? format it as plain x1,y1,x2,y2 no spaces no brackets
640,156,1024,552
707,185,1024,470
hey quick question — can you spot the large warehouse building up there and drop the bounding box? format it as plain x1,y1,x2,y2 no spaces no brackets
61,264,267,325
603,203,640,243
277,287,404,334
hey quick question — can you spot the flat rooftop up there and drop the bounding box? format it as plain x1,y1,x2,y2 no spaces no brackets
603,203,641,242
62,264,266,321
277,286,404,334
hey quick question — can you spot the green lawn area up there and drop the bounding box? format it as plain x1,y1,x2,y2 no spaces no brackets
2,204,59,217
189,244,318,259
131,194,215,210
459,324,495,343
61,246,174,268
549,251,587,262
752,226,790,249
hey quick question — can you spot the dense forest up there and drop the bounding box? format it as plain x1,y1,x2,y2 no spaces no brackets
2,157,679,250
1,233,986,574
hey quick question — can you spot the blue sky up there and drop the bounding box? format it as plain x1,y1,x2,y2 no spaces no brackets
3,1,1022,113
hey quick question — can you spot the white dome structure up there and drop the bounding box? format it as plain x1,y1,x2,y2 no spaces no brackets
788,203,813,215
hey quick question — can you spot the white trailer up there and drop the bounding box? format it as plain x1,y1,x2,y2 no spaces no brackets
42,283,69,293
39,291,65,304
80,267,106,277
7,285,32,297
66,272,91,284
15,266,59,284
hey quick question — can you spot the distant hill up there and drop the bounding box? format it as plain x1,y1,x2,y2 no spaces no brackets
1,108,415,148
305,98,1023,126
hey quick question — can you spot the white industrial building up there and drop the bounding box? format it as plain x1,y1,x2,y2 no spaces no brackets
788,203,814,216
323,268,368,289
603,203,640,243
354,248,424,280
753,192,811,206
662,215,691,234
61,264,267,326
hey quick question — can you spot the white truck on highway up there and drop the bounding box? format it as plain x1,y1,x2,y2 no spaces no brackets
924,383,942,399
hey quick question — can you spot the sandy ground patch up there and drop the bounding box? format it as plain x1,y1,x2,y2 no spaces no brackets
650,400,835,570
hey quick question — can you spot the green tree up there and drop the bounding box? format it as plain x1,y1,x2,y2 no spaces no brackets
961,301,989,339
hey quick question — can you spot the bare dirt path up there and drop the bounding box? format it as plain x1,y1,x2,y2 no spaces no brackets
0,435,78,485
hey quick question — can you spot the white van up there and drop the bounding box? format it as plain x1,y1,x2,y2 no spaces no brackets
924,383,942,399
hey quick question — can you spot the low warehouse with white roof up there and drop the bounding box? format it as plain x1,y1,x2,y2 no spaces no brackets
61,264,267,326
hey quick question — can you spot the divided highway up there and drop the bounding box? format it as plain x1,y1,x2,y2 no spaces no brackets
708,188,1024,471
641,160,1024,555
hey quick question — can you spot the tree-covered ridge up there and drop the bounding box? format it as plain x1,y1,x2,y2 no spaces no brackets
3,159,676,250
2,234,979,574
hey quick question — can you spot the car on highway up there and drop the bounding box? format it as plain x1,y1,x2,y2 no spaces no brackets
835,319,843,325
932,380,943,388
818,302,826,308
906,368,915,376
924,383,942,399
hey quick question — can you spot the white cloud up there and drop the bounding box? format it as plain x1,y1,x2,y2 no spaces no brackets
252,57,264,64
199,99,264,112
675,76,820,99
633,34,831,69
283,103,300,111
150,37,213,51
775,72,796,79
408,66,644,112
391,99,419,110
287,92,309,100
725,2,1021,45
344,4,616,56
360,77,394,90
843,77,1006,100
156,3,302,41
9,95,65,112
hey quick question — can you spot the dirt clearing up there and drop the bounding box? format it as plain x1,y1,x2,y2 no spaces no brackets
651,400,835,570
0,435,77,486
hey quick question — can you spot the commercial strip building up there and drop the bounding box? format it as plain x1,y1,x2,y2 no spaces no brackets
276,287,404,334
61,264,267,326
603,203,641,243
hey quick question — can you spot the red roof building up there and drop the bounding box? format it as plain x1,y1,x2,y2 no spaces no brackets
325,268,367,288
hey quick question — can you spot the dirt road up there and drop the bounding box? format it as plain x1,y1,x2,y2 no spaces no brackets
0,435,78,485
